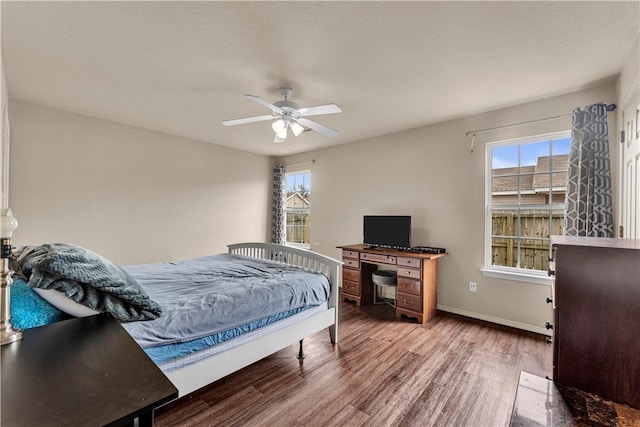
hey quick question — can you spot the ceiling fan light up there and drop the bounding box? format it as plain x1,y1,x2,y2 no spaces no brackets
276,128,288,139
290,121,304,136
271,119,286,132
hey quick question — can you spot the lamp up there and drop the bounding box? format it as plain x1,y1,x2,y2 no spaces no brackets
271,119,286,133
273,119,289,139
273,118,304,139
290,121,304,137
1,208,23,345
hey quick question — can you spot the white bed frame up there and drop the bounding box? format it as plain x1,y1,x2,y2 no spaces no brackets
165,242,341,398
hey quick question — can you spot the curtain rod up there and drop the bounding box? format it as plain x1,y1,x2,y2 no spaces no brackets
285,160,316,167
465,103,616,137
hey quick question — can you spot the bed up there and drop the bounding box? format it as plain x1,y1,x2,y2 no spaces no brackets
149,243,341,397
10,242,342,398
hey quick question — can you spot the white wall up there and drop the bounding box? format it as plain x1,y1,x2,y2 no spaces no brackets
9,100,271,265
1,54,8,208
280,84,617,334
616,35,639,106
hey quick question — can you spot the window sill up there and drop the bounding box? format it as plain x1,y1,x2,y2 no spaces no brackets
481,267,552,286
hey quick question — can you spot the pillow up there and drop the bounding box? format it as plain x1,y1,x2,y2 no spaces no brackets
10,277,66,329
32,288,99,317
11,243,163,322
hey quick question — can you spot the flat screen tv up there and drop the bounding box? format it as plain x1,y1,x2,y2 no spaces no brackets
363,215,411,250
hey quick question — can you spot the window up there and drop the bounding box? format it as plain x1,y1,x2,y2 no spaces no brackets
483,132,570,284
285,171,311,248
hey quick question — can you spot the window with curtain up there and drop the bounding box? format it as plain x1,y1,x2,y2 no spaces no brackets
285,171,311,248
484,131,570,282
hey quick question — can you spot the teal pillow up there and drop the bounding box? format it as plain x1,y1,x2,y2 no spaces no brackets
10,277,66,329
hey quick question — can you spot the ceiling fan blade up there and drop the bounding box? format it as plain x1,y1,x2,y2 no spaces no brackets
245,95,283,114
296,117,339,138
222,115,274,126
297,103,342,116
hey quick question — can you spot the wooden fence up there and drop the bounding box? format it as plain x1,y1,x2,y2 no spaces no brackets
491,211,564,271
286,212,310,244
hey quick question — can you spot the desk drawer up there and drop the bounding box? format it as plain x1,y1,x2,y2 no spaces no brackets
343,258,360,269
343,268,361,283
397,267,421,280
398,277,421,296
361,252,397,265
397,257,421,269
342,250,360,260
342,280,360,296
397,293,423,313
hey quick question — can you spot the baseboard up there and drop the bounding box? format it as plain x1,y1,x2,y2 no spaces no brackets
436,304,551,336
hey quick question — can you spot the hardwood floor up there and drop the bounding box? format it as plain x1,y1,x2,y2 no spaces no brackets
155,301,551,426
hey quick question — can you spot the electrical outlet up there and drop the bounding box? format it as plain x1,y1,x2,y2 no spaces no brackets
469,281,477,292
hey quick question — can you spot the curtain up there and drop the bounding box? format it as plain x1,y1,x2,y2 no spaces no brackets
271,163,286,244
563,103,614,237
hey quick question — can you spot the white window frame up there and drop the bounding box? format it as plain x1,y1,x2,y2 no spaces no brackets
284,170,311,250
481,131,570,286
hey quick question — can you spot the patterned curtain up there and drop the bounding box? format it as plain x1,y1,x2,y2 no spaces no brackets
272,163,286,244
563,104,614,237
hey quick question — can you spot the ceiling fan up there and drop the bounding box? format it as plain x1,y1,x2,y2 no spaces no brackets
222,87,342,143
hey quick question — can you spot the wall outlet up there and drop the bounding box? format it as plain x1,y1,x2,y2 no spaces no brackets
469,281,477,292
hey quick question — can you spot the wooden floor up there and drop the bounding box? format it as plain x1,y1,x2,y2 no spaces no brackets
155,301,551,427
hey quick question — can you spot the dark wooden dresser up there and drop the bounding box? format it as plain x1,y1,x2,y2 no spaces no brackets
1,313,178,426
550,236,640,409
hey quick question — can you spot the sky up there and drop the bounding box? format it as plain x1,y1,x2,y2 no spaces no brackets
491,137,571,169
286,171,311,193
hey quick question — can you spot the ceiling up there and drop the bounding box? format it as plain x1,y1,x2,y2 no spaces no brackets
2,1,639,156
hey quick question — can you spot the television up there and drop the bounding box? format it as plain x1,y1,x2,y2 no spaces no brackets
363,215,411,250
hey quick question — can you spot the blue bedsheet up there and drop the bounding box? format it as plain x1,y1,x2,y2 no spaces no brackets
122,253,330,348
144,306,309,364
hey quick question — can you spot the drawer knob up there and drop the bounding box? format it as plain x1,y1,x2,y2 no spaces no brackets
545,337,552,345
545,322,553,330
546,297,553,304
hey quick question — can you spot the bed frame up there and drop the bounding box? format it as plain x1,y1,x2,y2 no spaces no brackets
164,242,342,397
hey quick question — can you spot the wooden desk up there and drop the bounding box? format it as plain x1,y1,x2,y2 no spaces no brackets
1,313,178,427
337,244,447,323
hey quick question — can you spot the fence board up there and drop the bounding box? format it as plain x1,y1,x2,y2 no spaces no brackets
491,211,563,270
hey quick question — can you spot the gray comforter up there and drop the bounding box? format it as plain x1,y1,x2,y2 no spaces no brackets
121,253,330,347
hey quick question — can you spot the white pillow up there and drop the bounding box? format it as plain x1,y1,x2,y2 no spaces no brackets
33,288,99,317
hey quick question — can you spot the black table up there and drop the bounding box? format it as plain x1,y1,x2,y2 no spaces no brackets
1,313,178,426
